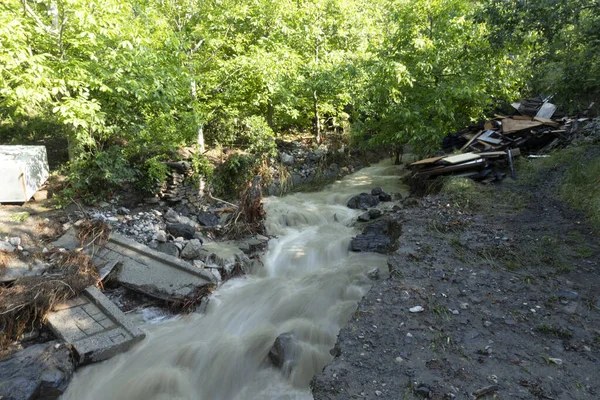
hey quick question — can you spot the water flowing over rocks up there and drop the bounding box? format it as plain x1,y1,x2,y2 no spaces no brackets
59,160,407,400
347,193,380,210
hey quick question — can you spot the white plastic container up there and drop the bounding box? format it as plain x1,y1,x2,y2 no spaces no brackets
0,145,49,203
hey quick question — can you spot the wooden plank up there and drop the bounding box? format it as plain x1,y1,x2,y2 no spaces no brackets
477,151,507,157
501,118,543,134
416,159,485,178
441,153,481,165
409,156,445,167
512,115,533,120
460,130,482,151
533,117,559,127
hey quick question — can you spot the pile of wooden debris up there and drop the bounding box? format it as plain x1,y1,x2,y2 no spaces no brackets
409,96,594,183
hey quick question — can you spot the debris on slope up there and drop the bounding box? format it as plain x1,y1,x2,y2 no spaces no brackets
409,97,597,184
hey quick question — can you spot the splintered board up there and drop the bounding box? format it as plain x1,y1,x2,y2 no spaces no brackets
441,153,481,165
501,118,543,134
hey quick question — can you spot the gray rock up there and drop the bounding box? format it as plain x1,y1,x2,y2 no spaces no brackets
117,207,130,215
280,152,295,166
155,230,167,243
197,211,220,227
347,193,380,210
156,242,179,257
164,209,180,224
357,212,371,222
0,341,75,400
269,332,301,376
350,218,402,253
367,268,380,280
181,239,203,259
0,241,16,252
8,237,21,246
368,209,383,219
166,223,195,240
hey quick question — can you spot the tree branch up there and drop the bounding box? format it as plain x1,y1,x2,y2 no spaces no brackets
21,0,58,36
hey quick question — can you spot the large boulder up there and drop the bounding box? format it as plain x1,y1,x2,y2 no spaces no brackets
268,332,301,376
0,341,75,400
347,193,380,210
180,239,203,259
197,212,220,227
166,223,195,240
350,217,402,254
371,187,392,202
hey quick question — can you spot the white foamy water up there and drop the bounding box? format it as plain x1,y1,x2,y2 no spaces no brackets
62,160,406,400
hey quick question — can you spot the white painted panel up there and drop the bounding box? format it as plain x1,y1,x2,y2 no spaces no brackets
0,146,50,202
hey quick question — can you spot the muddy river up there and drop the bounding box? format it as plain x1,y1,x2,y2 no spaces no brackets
63,160,406,400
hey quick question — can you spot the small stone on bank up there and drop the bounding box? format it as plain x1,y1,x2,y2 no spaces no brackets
409,306,424,313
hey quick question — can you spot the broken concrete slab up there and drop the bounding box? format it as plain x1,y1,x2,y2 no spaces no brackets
94,233,216,303
0,257,47,283
0,341,74,400
47,286,145,365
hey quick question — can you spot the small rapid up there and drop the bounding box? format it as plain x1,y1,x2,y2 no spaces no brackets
62,160,407,400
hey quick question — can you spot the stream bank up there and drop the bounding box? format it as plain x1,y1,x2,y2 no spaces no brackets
311,153,600,399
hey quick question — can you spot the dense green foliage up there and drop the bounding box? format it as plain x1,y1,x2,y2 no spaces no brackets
1,0,598,200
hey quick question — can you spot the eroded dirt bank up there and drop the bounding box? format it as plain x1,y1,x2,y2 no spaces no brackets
312,158,600,399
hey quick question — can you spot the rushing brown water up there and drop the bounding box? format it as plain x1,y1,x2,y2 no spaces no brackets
63,160,407,400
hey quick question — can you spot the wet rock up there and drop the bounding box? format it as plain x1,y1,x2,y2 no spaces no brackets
350,218,402,253
367,268,380,280
197,211,220,227
358,212,371,222
371,187,392,202
347,193,380,210
156,242,180,257
368,209,383,219
181,239,203,259
166,223,195,240
269,332,300,375
0,341,75,400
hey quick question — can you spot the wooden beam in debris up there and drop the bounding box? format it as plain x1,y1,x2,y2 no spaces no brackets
415,159,485,178
501,118,543,134
441,153,481,165
409,156,445,167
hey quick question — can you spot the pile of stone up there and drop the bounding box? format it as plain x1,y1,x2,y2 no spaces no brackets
158,162,203,205
347,187,403,254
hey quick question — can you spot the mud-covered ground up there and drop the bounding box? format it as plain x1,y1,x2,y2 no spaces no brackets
312,163,600,399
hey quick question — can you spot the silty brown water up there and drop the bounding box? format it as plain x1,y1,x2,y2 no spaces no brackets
62,160,407,400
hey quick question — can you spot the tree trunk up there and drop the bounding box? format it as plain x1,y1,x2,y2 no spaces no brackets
267,101,274,130
313,90,321,144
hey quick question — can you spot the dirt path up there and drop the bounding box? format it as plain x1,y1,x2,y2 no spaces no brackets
312,165,600,399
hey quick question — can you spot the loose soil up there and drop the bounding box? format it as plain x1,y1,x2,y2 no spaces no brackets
312,159,600,399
